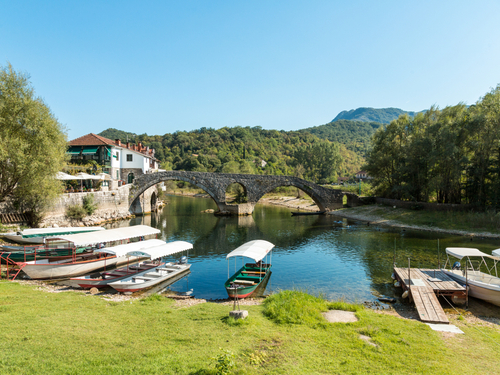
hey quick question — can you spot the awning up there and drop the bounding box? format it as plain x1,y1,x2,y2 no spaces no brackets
82,146,98,154
226,240,275,262
446,247,500,260
67,146,81,155
49,225,161,247
94,239,165,257
75,172,101,180
127,240,193,259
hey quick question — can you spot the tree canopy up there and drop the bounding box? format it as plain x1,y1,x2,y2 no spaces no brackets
0,64,67,224
365,85,500,209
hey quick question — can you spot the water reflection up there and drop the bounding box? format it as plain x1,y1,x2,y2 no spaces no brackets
106,195,500,302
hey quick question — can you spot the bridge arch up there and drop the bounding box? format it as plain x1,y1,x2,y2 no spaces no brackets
130,171,344,215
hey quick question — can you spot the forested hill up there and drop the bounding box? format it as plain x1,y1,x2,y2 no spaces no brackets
99,126,364,181
301,119,383,157
333,107,422,124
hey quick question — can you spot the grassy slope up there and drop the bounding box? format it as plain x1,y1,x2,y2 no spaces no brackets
1,282,499,375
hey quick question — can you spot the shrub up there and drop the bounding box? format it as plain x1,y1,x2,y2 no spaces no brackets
262,290,329,325
65,204,86,220
82,194,98,215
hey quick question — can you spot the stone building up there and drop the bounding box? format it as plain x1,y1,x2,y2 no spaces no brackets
67,133,160,189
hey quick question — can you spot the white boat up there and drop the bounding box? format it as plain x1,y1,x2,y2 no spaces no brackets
441,247,500,306
2,226,105,244
69,239,167,288
109,241,193,293
18,225,161,280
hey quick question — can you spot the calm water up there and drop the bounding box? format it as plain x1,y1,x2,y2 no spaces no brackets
107,195,500,302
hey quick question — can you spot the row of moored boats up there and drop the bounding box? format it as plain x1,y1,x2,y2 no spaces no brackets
0,225,274,298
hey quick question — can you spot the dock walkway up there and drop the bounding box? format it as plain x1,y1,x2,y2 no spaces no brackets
393,268,466,324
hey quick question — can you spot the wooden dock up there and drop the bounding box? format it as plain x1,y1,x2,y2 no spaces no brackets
393,268,466,324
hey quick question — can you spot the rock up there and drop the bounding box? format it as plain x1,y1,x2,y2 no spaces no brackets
229,310,248,319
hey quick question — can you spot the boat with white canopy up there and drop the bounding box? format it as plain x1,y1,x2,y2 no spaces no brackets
108,240,193,293
1,226,105,244
18,225,161,280
69,239,167,288
442,247,500,306
224,240,274,299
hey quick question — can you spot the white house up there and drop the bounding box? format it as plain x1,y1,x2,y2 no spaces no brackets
68,133,159,189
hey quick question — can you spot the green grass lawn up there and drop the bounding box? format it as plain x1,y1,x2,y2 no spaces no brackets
1,282,499,374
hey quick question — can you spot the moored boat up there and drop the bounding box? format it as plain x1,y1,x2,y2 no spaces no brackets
1,226,105,244
224,240,274,299
70,239,167,288
442,247,500,306
18,225,161,280
108,241,193,293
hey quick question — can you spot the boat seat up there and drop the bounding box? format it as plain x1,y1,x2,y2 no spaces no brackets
144,273,161,278
132,276,150,281
233,280,255,285
155,267,173,272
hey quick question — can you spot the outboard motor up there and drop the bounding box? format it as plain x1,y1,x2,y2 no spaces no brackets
179,256,188,264
452,261,461,270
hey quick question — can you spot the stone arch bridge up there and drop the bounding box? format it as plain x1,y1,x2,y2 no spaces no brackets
130,171,346,215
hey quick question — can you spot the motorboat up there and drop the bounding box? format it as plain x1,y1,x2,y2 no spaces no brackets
1,226,105,244
224,240,274,299
108,241,193,293
441,247,500,306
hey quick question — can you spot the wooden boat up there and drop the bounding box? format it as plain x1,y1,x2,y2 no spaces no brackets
224,240,274,299
442,247,500,306
1,226,105,244
69,239,167,288
18,225,161,280
109,241,193,293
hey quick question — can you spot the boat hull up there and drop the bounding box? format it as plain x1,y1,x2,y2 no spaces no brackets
70,262,161,289
442,269,500,306
225,264,272,299
109,263,191,293
20,255,144,280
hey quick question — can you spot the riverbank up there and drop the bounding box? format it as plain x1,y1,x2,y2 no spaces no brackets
2,280,499,375
332,205,500,239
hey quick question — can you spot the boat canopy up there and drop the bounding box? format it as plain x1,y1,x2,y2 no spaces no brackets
491,249,500,258
50,225,161,247
20,226,105,238
446,247,500,260
126,240,193,259
226,240,275,262
94,239,166,257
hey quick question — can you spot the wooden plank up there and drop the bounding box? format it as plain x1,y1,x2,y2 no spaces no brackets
410,285,448,324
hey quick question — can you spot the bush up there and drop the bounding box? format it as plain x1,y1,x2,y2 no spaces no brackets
82,194,98,215
262,290,329,325
65,204,87,220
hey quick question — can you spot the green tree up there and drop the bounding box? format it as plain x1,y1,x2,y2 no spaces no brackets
0,64,68,225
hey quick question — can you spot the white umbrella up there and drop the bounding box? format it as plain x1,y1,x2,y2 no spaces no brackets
96,173,111,180
75,172,101,180
55,172,75,180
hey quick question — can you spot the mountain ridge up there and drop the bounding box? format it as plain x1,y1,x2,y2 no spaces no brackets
333,107,423,124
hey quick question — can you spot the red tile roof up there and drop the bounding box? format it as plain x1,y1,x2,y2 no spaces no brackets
69,133,115,146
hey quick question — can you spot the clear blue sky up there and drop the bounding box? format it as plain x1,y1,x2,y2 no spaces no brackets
2,1,500,141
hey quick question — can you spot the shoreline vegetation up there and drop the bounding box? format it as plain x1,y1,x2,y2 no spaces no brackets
167,188,500,239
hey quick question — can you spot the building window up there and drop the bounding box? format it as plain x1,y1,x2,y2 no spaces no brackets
115,152,119,161
127,154,133,162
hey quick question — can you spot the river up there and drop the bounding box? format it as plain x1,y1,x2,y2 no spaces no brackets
106,195,500,303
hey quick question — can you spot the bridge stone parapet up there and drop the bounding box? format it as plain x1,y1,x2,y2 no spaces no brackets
130,171,344,215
